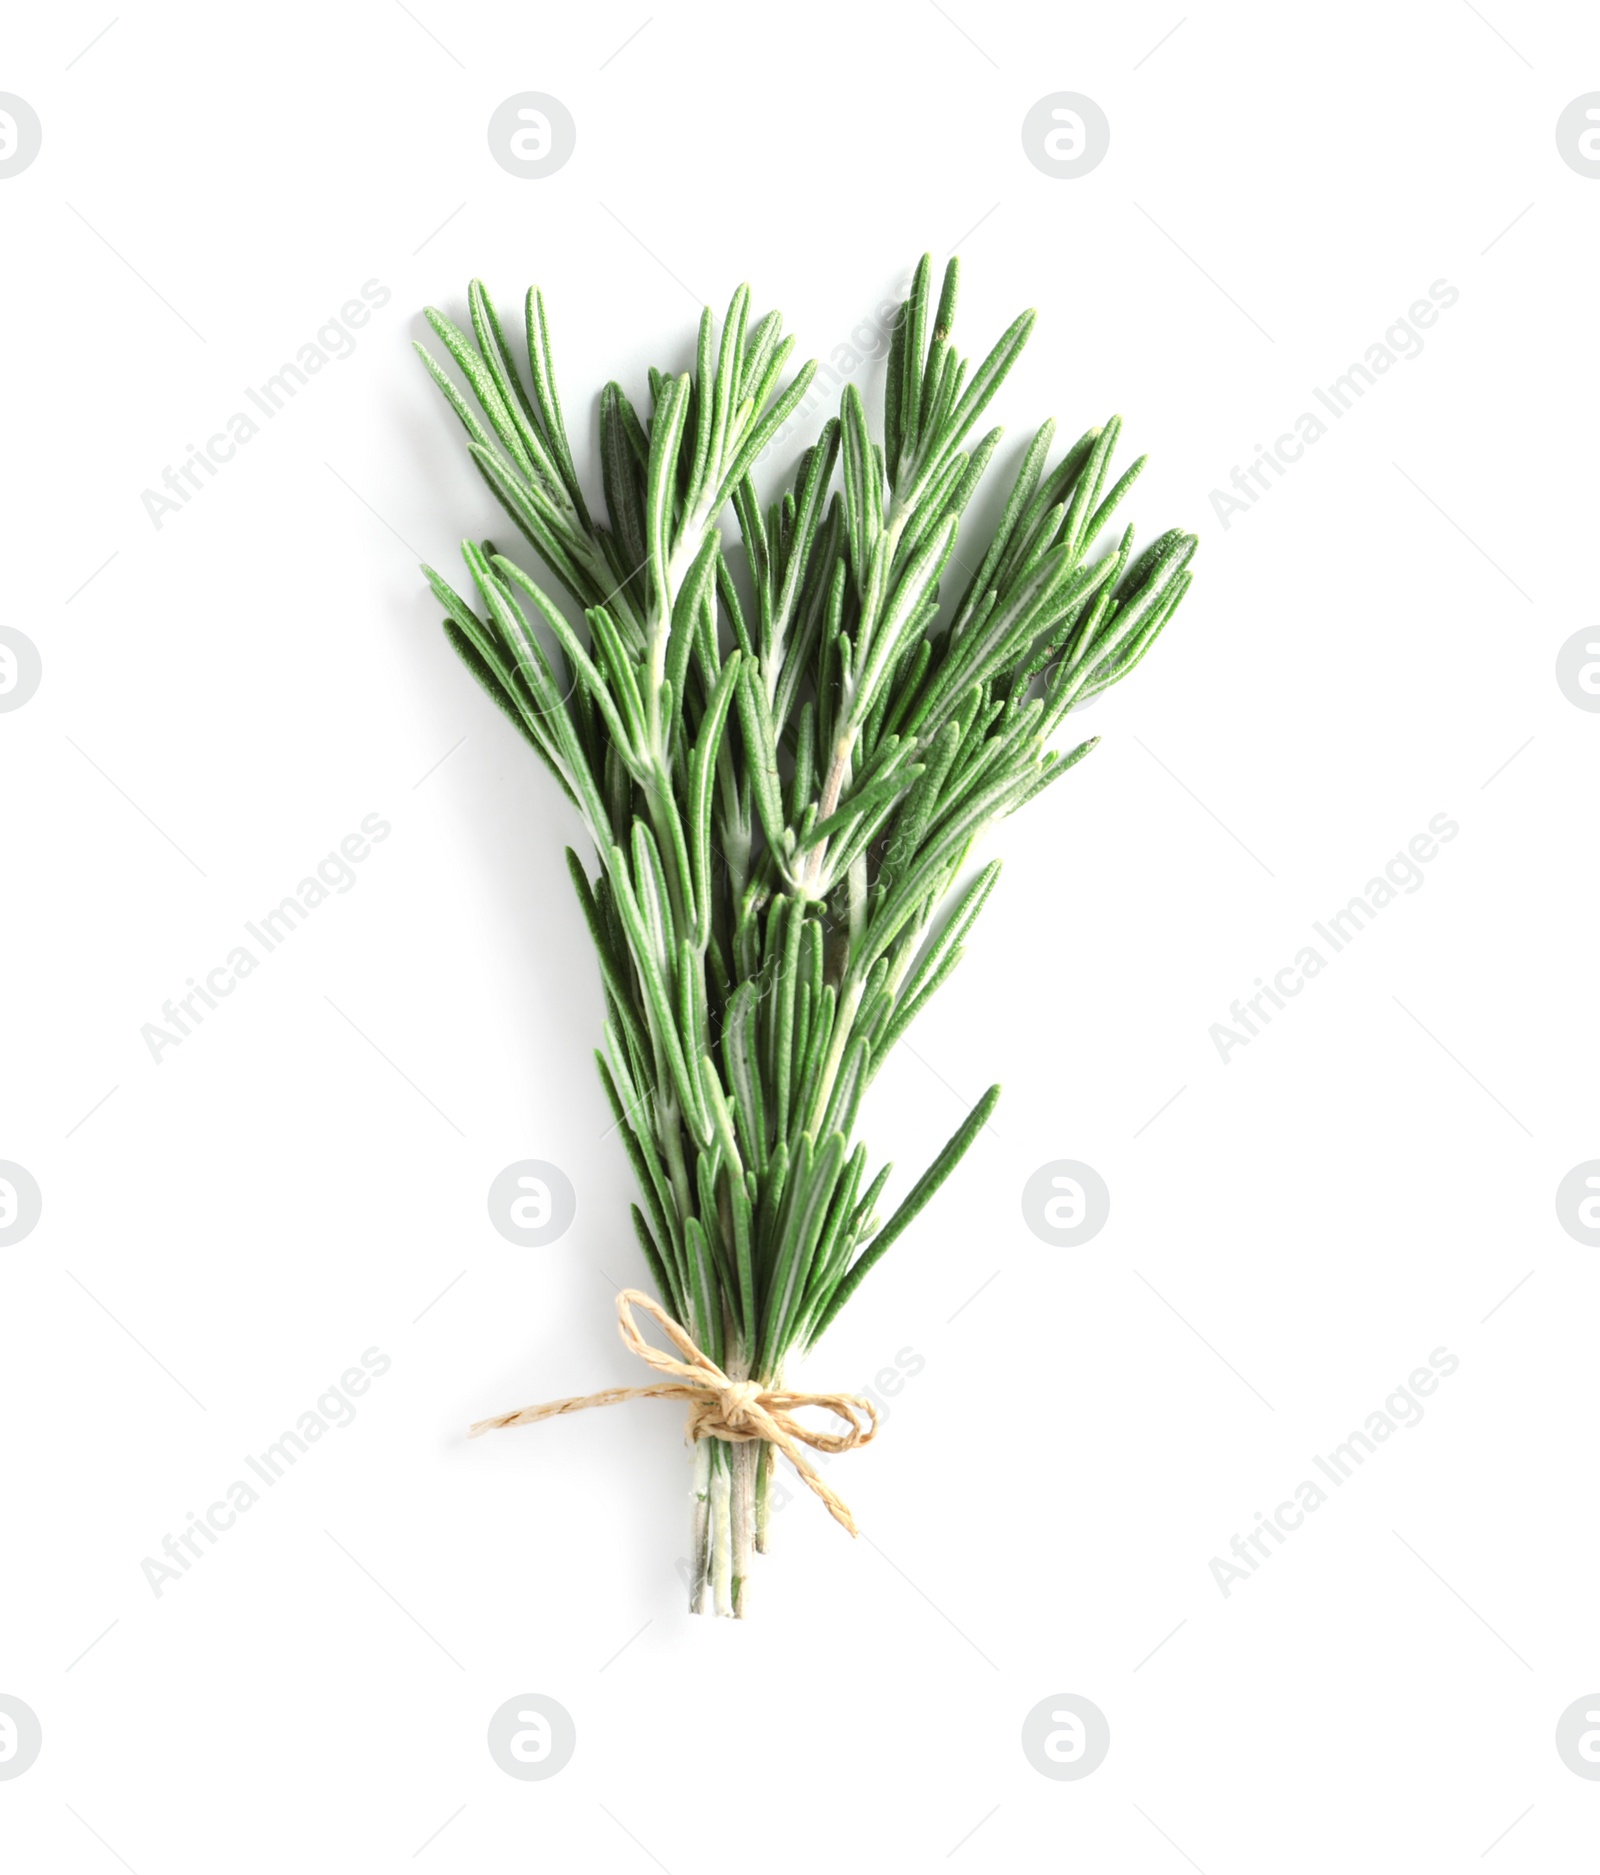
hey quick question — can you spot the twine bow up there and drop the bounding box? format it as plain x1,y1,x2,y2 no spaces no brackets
468,1289,879,1535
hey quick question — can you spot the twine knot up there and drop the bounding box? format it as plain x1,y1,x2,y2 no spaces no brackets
469,1289,879,1535
700,1377,765,1434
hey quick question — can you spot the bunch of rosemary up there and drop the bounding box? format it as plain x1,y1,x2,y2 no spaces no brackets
418,255,1196,1616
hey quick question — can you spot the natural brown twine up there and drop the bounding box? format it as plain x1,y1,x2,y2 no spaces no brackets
468,1289,879,1536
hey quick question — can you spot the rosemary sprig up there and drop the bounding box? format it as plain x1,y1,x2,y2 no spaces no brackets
418,254,1197,1614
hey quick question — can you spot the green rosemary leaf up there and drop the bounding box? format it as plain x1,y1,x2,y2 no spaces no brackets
883,293,908,488
1082,452,1147,555
716,356,819,506
526,286,592,528
598,1052,682,1305
629,1204,677,1323
488,554,636,765
880,718,961,881
741,317,791,417
797,1142,867,1324
1059,414,1122,565
600,381,650,599
769,421,841,674
933,307,1036,471
861,761,1040,970
726,1162,758,1352
891,448,968,571
917,258,960,444
415,340,500,460
438,620,574,804
423,307,540,484
1026,524,1132,697
631,821,675,981
791,981,814,1107
808,1085,1001,1346
679,938,714,1116
566,849,650,1066
1008,734,1100,812
792,981,836,1136
1060,531,1198,693
607,842,707,1140
756,1137,791,1273
895,858,1001,1013
818,1032,871,1142
710,284,751,483
733,660,788,863
995,423,1101,593
913,544,1114,736
689,653,742,948
788,700,816,824
645,373,692,601
946,419,1054,642
840,383,882,593
944,425,1005,526
721,980,768,1175
852,513,959,728
666,534,720,736
462,442,597,610
761,1130,847,1365
896,254,933,479
685,1214,723,1366
849,1161,894,1243
716,549,758,664
685,307,716,513
469,280,568,498
771,903,804,1143
801,754,923,854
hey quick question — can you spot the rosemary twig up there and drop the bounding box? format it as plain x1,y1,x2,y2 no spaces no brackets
419,253,1198,1613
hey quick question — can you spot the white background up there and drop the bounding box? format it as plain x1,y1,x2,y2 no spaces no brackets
3,1,1597,1868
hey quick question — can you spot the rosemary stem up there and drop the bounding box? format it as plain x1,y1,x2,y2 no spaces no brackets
731,1440,756,1616
689,1438,712,1614
709,1440,734,1615
754,1440,774,1553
